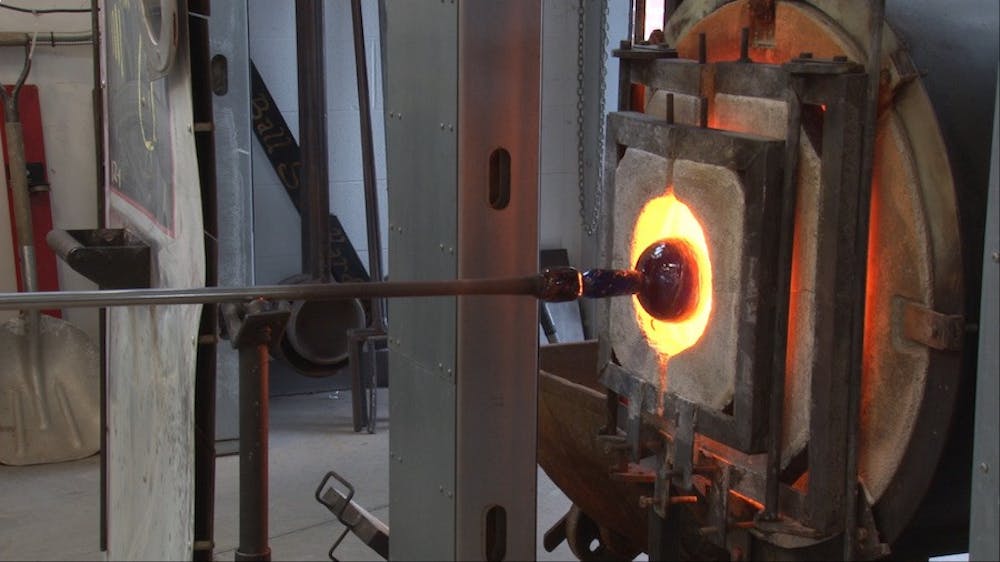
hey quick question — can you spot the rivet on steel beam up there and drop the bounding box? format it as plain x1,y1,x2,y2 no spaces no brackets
991,250,999,263
980,462,990,473
698,33,707,64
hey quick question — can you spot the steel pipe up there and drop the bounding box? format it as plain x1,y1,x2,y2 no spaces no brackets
0,276,546,310
0,258,697,313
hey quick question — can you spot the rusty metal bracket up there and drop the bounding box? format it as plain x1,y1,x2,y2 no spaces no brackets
670,399,697,492
220,299,290,350
901,300,965,351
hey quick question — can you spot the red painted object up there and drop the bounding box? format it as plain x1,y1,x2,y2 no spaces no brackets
2,84,61,318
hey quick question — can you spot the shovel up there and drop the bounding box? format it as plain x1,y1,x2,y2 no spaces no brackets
0,46,99,465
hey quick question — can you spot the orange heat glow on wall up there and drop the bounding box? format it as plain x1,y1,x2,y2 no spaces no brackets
631,190,713,357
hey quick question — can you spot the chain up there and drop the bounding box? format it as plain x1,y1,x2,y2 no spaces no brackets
576,0,610,237
595,1,609,236
575,0,589,234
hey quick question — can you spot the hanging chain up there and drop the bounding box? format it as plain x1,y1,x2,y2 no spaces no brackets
575,0,589,234
576,0,610,237
594,1,609,236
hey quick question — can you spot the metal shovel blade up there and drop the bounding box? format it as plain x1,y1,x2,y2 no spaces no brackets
0,314,100,465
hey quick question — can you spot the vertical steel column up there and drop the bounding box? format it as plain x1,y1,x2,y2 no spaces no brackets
843,3,884,557
296,0,331,282
456,2,541,559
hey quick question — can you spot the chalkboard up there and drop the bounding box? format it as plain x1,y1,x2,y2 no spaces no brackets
106,3,176,233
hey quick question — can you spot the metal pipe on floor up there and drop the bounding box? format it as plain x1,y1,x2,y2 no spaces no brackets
235,342,271,562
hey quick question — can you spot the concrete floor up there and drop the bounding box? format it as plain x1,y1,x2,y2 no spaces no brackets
0,388,578,561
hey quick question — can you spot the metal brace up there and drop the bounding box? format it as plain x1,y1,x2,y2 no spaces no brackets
901,300,965,351
315,470,390,561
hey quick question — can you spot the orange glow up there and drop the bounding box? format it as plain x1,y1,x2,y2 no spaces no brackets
728,490,765,512
631,190,713,357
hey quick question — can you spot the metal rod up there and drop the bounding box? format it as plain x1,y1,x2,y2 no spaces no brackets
843,1,884,558
0,277,541,310
234,342,271,562
0,31,93,47
350,0,386,332
763,85,804,520
90,0,108,549
295,0,331,282
0,264,661,311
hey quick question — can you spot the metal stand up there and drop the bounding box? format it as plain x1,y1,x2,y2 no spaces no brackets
221,300,290,562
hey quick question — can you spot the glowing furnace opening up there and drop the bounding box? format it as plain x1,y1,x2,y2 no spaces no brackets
630,190,713,357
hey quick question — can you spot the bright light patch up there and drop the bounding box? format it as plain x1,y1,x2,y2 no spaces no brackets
631,190,713,357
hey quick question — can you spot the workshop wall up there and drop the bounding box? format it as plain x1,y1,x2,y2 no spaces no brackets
248,0,586,286
0,1,98,342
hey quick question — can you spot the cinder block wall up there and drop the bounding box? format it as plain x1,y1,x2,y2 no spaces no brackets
248,0,388,285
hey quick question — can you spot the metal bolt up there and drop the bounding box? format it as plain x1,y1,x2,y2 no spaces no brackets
440,123,445,129
446,491,453,497
439,243,445,251
448,124,454,132
439,485,444,492
991,250,999,263
448,247,454,254
980,462,990,474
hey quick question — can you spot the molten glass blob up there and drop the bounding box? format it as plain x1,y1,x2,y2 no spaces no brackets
631,191,713,357
635,239,700,322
